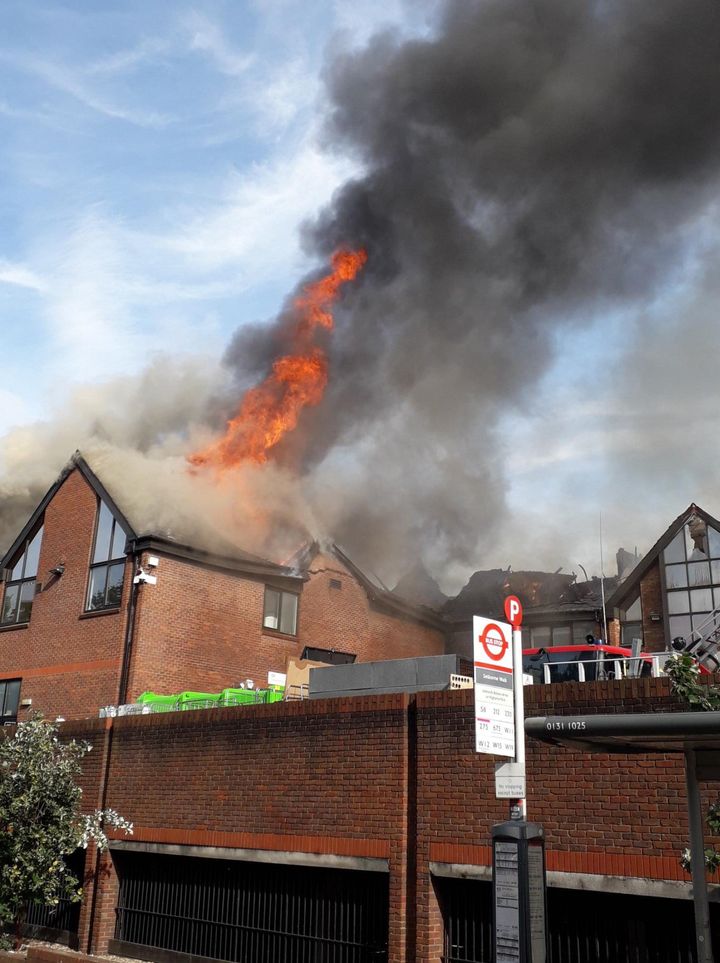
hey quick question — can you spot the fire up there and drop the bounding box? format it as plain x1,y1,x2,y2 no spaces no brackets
189,248,367,470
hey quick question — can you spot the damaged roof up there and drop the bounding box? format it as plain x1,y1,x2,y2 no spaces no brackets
1,451,298,582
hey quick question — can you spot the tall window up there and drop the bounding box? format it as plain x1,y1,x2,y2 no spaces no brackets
620,595,643,646
87,501,126,611
2,526,43,625
663,515,720,643
0,679,20,724
263,587,298,636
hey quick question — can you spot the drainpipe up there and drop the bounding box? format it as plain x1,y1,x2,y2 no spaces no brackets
685,749,714,963
117,543,141,706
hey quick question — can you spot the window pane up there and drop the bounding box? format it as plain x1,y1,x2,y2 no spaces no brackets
17,581,35,623
667,590,690,615
624,596,642,620
263,588,280,630
2,680,20,719
622,622,643,646
690,588,713,612
24,527,43,579
552,626,571,645
105,563,124,608
1,585,19,624
664,531,686,564
665,564,688,589
693,612,715,637
688,562,711,586
93,502,114,564
87,566,109,611
531,626,551,647
669,615,692,642
111,522,126,560
572,621,597,644
10,555,24,581
709,526,720,559
687,518,709,559
279,593,298,635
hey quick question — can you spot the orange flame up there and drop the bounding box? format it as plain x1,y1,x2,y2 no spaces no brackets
189,248,367,470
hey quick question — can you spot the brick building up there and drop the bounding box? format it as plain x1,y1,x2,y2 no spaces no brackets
33,676,719,963
608,503,720,653
0,453,445,723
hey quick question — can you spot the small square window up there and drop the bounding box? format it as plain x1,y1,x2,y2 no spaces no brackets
0,679,20,724
263,587,298,636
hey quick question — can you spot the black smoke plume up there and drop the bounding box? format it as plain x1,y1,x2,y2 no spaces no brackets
223,0,720,578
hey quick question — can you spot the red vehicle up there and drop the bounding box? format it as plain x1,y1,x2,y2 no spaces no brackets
521,643,657,684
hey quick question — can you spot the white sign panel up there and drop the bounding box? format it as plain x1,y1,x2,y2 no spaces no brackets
494,761,526,799
474,616,515,757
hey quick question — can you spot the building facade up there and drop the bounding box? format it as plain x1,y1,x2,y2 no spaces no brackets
0,454,446,723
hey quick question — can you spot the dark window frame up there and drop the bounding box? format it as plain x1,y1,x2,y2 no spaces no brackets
262,586,299,636
1,524,43,626
0,678,21,724
86,501,127,613
661,520,720,645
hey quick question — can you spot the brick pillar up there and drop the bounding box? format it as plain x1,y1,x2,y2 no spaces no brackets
84,850,120,954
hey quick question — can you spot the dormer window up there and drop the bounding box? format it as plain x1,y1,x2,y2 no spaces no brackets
1,525,43,625
87,501,126,611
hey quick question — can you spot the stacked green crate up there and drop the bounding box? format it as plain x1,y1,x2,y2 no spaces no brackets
135,692,180,713
219,687,260,706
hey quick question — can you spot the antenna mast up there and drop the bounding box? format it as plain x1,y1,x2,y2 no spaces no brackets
599,513,609,644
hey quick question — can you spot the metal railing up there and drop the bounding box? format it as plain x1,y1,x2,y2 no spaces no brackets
113,850,388,963
525,653,668,686
440,877,707,963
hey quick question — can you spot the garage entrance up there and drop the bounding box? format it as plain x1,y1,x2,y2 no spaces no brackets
110,850,389,963
437,876,716,963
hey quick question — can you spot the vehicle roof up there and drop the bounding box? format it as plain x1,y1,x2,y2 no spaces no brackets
522,644,631,655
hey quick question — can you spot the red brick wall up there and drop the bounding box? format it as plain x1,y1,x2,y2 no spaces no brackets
0,469,129,720
414,679,699,961
102,695,411,961
640,560,667,652
58,675,713,962
300,552,445,662
126,553,304,699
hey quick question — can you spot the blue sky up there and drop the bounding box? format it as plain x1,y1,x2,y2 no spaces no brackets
0,0,422,424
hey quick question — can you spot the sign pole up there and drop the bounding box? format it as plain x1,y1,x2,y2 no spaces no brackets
490,597,548,962
511,623,527,820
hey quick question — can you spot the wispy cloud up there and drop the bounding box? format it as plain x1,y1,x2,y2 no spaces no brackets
0,49,173,127
85,37,171,76
184,13,255,77
0,259,45,292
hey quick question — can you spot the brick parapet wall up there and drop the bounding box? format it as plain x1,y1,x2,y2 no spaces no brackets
58,676,714,962
413,678,711,962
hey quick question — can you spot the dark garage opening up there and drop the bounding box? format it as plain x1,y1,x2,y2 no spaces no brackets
111,850,389,963
23,848,86,948
437,876,719,963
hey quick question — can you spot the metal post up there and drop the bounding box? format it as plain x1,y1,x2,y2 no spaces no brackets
512,626,527,819
685,748,714,963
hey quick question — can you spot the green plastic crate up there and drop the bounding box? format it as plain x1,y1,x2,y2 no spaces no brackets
177,691,222,710
219,687,261,706
135,691,180,712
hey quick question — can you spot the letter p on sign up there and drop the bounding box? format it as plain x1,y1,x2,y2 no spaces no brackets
504,595,523,628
